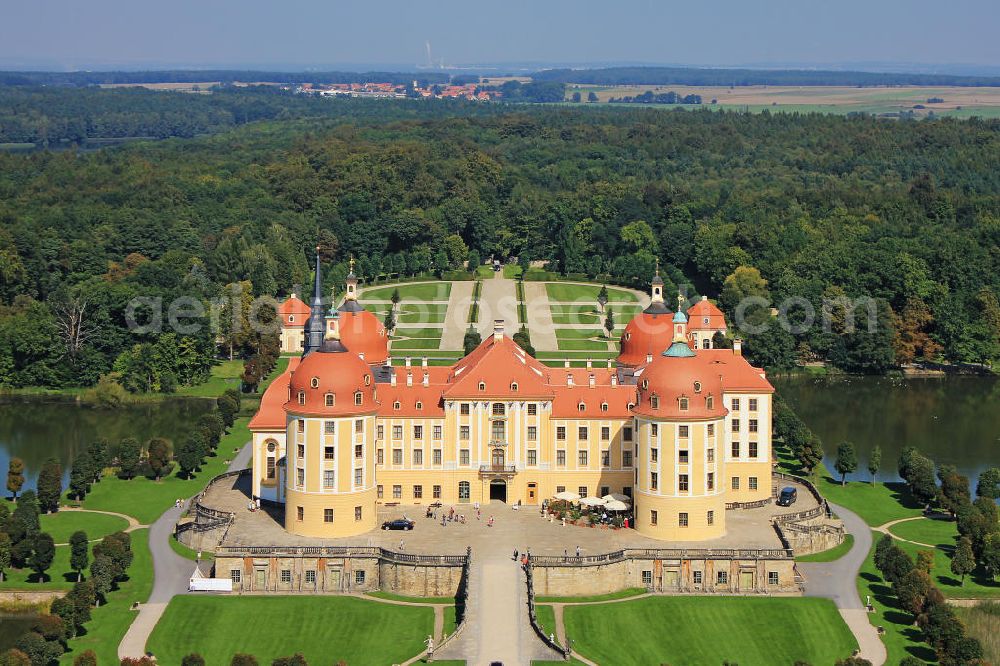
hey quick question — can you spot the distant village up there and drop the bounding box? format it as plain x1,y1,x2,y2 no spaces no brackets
295,81,498,101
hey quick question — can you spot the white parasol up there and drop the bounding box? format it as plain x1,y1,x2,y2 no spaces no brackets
554,491,581,502
602,493,630,503
604,499,629,511
579,496,606,507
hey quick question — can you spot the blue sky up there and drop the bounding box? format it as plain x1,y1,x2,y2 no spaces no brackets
1,0,997,71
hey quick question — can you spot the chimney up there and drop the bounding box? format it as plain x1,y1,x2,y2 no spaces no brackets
390,371,397,387
421,357,428,368
405,357,412,368
567,374,574,387
588,374,595,388
406,371,413,387
494,319,505,341
733,339,743,356
422,372,429,387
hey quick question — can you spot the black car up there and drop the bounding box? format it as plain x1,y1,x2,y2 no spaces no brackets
382,518,414,531
776,486,797,507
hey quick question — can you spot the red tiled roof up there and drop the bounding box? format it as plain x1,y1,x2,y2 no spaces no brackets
249,357,299,431
618,311,673,367
443,334,554,399
279,296,311,327
687,297,727,331
284,345,379,417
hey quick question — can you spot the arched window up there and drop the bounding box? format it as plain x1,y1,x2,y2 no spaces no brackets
354,391,363,406
601,402,609,412
288,315,294,323
641,379,649,390
364,374,371,386
510,382,518,392
578,402,586,412
266,441,276,453
679,397,689,411
478,382,486,392
297,391,305,405
627,402,635,411
310,377,319,389
393,400,401,410
325,393,335,407
624,332,631,341
693,381,702,393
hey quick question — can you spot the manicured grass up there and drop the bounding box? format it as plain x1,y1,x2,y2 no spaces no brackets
534,604,558,645
812,466,923,527
146,595,433,665
555,328,605,340
168,535,214,563
443,605,457,637
796,534,855,562
40,510,129,544
59,529,152,665
366,591,455,604
557,339,613,351
856,530,936,665
563,596,858,666
545,283,638,303
79,418,251,524
888,516,959,547
391,338,441,350
893,534,1000,599
550,312,600,325
364,283,452,301
397,304,449,324
536,587,646,603
393,326,444,339
503,264,522,279
174,360,244,397
0,543,82,589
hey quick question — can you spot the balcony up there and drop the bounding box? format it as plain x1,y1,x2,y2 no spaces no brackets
479,464,517,478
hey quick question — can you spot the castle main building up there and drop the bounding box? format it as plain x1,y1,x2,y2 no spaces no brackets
250,260,773,542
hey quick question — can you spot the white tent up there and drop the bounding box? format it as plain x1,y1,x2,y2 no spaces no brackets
602,493,630,503
554,491,581,502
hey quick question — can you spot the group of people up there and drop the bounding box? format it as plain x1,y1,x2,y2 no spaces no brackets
423,503,496,527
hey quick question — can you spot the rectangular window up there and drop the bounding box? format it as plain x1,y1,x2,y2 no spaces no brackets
749,476,758,490
296,506,303,521
623,426,633,441
556,426,566,440
600,486,609,497
578,486,587,497
678,449,688,464
377,449,384,465
731,442,740,458
731,476,740,490
354,468,363,486
355,419,363,434
266,456,276,479
651,448,658,463
717,571,728,585
460,426,470,440
679,425,689,438
707,423,715,437
642,570,652,586
650,472,658,490
679,512,688,527
296,468,304,487
708,472,715,491
707,510,715,525
377,485,383,499
527,403,537,416
297,420,305,433
413,449,423,465
623,451,633,467
578,450,588,466
460,403,470,415
460,449,470,465
325,421,336,434
392,449,403,465
578,426,588,440
601,426,610,440
556,450,566,466
324,446,335,460
433,485,441,499
458,481,470,500
693,571,703,584
749,419,758,434
354,444,363,458
393,485,402,499
355,571,365,585
527,450,537,466
230,569,242,584
749,442,758,458
731,398,740,411
305,569,316,584
731,418,740,433
323,470,335,488
297,444,305,459
650,510,658,526
414,425,423,439
377,425,384,439
749,398,758,411
707,448,715,463
281,570,291,584
601,450,610,467
393,425,403,439
413,485,422,499
433,425,442,439
768,571,779,585
492,402,505,416
324,508,334,523
433,449,442,465
527,426,537,440
679,474,689,492
491,420,505,442
651,423,658,437
556,485,566,494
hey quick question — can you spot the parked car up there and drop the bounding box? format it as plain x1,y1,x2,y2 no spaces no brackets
776,486,797,507
382,518,414,531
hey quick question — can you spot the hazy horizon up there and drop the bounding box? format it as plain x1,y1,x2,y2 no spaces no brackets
2,0,997,73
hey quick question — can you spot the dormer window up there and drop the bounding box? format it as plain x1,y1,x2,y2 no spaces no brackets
650,395,659,409
601,402,608,412
578,402,586,412
479,382,486,392
297,391,305,405
706,395,714,410
627,402,635,410
624,332,631,341
354,391,363,406
289,315,294,323
641,379,649,390
415,401,423,410
510,382,518,392
704,317,710,325
393,400,401,410
324,393,335,407
311,377,320,389
364,375,371,386
679,397,689,411
693,381,702,393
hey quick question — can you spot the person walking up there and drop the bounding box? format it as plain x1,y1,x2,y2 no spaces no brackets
488,515,494,527
513,548,519,561
576,546,581,557
399,539,405,551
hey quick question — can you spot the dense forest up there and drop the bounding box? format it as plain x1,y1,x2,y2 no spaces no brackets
533,66,1000,87
0,91,998,390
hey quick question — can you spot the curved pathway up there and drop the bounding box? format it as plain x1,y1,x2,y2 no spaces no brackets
874,515,937,548
798,502,887,666
52,507,145,545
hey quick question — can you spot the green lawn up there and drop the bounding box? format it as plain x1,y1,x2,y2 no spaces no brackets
59,529,152,665
796,534,855,562
555,328,606,340
534,604,559,646
811,468,924,527
393,326,444,339
390,338,441,350
146,595,433,665
857,531,937,665
563,596,857,666
366,591,454,604
397,304,449,324
550,312,600,325
545,283,638,303
364,283,452,301
174,360,245,397
888,516,959,547
892,532,1000,599
78,418,251,524
40,510,130,544
536,587,646,603
168,534,214,563
557,338,614,352
0,542,82,589
503,264,522,279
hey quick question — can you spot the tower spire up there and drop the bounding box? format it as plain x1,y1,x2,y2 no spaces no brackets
304,245,327,355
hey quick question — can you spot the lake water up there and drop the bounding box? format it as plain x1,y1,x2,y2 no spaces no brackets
773,375,1000,485
0,398,213,492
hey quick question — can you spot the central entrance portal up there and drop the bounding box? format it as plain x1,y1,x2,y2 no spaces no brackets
489,479,507,503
